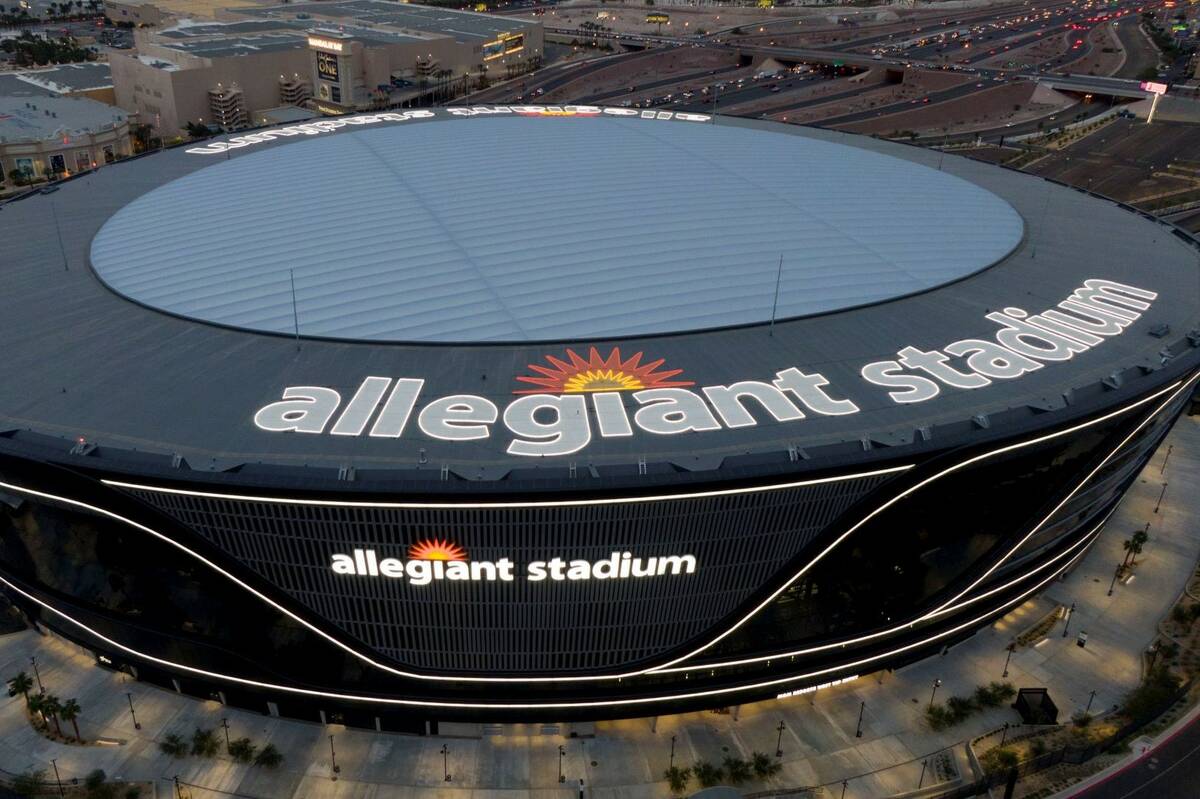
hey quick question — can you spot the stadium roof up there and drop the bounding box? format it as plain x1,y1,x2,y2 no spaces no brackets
90,116,1024,343
1,112,1197,488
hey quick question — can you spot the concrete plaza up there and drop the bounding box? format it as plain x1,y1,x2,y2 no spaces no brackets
0,414,1197,799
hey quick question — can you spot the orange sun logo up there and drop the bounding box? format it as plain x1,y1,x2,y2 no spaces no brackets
515,347,693,395
408,539,468,561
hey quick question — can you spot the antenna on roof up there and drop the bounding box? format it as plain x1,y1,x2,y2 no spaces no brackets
50,199,68,271
769,253,783,337
289,268,301,351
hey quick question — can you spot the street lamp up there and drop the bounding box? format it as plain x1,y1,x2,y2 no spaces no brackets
1085,689,1097,716
329,735,340,778
669,734,676,769
49,758,64,798
1002,643,1015,678
775,720,786,757
1062,602,1076,638
441,744,451,782
221,717,230,748
30,656,44,694
126,692,141,730
929,679,942,710
558,744,566,783
855,701,865,738
841,780,848,799
1108,563,1121,596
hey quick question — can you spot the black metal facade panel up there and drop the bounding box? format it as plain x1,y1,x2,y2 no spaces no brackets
124,473,893,673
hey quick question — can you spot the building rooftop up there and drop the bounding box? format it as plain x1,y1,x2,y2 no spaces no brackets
232,0,538,42
0,95,127,143
0,63,113,97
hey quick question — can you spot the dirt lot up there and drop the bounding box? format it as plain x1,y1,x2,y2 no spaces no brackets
1027,118,1200,204
838,80,1071,136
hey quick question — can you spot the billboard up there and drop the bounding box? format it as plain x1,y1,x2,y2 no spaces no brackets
317,51,340,83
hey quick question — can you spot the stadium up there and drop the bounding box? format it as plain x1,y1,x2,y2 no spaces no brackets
0,107,1198,728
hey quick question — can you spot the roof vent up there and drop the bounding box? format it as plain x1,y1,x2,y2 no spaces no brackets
1148,323,1170,338
972,414,990,429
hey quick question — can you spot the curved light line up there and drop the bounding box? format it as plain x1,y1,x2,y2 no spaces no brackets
654,371,1197,674
0,529,1094,710
102,465,912,509
655,503,1115,674
925,370,1198,617
71,372,1193,685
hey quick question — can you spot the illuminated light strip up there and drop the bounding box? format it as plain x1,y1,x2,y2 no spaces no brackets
90,372,1197,684
0,528,1092,710
645,372,1199,672
924,369,1200,618
103,465,911,509
655,504,1114,674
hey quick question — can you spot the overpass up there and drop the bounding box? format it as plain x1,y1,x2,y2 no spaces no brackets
1035,74,1163,99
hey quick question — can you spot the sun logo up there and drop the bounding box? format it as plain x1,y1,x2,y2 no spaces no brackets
515,347,693,395
407,539,468,561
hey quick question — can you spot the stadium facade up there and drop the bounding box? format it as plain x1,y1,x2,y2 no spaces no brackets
0,108,1198,727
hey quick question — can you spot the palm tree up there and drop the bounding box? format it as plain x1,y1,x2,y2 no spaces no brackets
59,698,81,741
42,694,63,737
1130,529,1149,566
722,756,752,785
663,765,691,796
7,672,33,706
27,692,46,728
751,751,781,779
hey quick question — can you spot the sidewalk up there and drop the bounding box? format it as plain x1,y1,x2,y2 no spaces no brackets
0,414,1196,799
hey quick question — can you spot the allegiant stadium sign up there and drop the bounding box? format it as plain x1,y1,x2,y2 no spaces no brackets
253,279,1158,457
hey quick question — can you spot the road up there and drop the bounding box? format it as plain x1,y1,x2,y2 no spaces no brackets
1074,713,1200,798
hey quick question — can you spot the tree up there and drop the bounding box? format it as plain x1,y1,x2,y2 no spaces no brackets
227,736,257,763
7,671,34,705
722,756,752,785
60,698,82,741
1129,529,1149,566
191,727,220,757
751,751,781,779
28,692,46,726
663,765,691,795
42,694,63,736
160,733,188,758
254,743,284,768
693,760,724,788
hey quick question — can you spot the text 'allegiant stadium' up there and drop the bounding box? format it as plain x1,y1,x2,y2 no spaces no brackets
253,279,1156,457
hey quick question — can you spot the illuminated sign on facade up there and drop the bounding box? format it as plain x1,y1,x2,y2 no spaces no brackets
307,36,345,53
253,280,1157,457
316,51,340,83
185,107,709,155
646,13,670,23
331,545,698,585
483,32,523,61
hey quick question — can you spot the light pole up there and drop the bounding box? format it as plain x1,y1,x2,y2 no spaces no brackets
1161,444,1173,474
1062,602,1076,638
929,679,942,710
126,692,141,730
558,744,565,784
221,717,230,748
669,734,676,769
775,720,786,757
841,779,848,799
918,759,928,789
49,758,65,798
1000,723,1010,746
30,656,44,694
1002,643,1015,678
441,744,451,782
329,735,340,778
1108,563,1121,596
855,701,865,738
1155,483,1167,514
1085,689,1097,716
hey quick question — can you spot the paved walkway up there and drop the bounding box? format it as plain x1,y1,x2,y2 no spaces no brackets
1,415,1197,799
